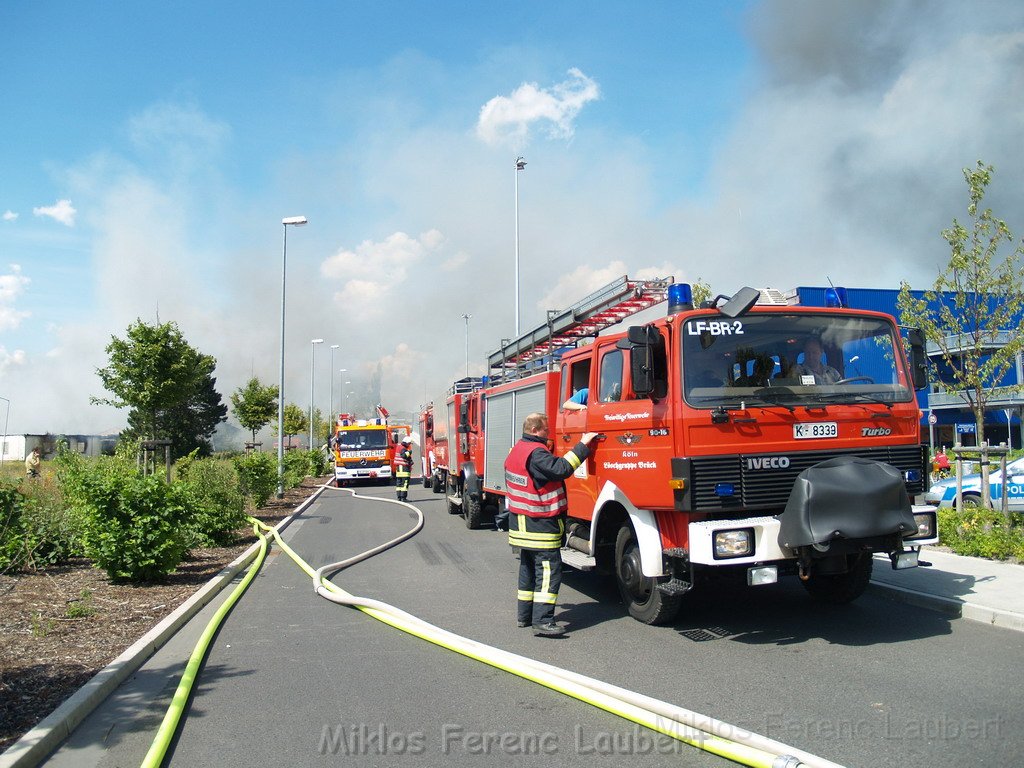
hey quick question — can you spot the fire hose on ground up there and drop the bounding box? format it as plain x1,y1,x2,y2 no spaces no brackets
143,481,845,768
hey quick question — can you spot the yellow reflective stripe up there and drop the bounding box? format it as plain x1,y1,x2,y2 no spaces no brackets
534,591,558,604
564,450,582,470
509,530,562,542
508,535,561,550
517,590,534,601
541,560,551,596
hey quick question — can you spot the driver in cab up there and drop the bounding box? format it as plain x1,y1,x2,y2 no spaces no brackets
793,337,841,385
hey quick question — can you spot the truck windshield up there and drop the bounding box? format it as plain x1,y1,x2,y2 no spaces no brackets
338,430,389,450
681,312,913,408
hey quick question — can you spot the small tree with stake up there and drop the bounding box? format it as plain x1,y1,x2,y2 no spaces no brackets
230,377,279,444
898,161,1024,508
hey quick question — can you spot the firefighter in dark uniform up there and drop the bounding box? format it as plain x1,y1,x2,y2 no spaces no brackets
395,436,413,501
504,411,597,637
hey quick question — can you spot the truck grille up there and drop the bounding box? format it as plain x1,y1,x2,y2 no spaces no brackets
684,444,928,513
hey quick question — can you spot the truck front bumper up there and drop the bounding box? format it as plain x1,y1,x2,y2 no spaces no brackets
687,504,939,566
336,465,393,481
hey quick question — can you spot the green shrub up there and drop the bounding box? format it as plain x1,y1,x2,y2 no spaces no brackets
282,450,310,489
0,481,25,572
72,466,191,583
178,458,247,546
937,506,1024,561
233,451,278,509
0,476,84,573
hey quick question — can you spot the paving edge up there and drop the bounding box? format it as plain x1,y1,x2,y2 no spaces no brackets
868,580,1024,633
0,483,329,768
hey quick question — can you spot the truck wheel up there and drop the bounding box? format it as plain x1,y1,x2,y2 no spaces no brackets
614,524,682,625
801,553,873,604
464,493,484,530
432,473,445,494
423,474,431,489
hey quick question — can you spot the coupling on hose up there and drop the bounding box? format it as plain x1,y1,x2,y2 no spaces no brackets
774,756,804,768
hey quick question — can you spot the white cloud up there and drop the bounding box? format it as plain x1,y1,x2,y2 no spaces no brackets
321,230,445,317
0,347,27,376
476,68,600,146
128,101,231,153
0,265,30,332
32,199,77,226
2,210,17,222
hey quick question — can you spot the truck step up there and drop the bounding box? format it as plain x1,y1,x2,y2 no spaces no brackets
560,547,596,571
446,495,463,507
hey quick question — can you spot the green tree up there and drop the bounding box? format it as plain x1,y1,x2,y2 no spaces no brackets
898,162,1024,507
230,377,279,442
158,374,228,458
691,278,712,307
93,320,228,460
280,403,308,444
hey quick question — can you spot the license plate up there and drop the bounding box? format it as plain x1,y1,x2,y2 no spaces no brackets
794,421,838,439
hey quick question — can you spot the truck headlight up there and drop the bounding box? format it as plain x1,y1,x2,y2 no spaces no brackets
906,511,936,540
714,528,753,559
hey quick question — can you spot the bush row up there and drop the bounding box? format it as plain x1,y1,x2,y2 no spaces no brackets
937,506,1024,561
0,446,329,581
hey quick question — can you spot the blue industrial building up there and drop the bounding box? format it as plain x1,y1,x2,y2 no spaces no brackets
787,286,1023,451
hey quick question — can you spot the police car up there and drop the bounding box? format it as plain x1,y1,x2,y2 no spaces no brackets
925,456,1024,509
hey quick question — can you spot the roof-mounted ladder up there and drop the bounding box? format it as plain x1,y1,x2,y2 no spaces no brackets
488,275,674,371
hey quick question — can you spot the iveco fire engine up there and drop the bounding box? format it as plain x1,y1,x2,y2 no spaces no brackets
438,276,938,624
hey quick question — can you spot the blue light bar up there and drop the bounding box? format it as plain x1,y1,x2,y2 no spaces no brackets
824,286,848,308
904,469,921,483
668,283,693,313
714,482,735,497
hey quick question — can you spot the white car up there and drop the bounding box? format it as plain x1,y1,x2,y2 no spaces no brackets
925,456,1024,510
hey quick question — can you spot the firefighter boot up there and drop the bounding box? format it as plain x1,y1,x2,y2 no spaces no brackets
534,622,565,637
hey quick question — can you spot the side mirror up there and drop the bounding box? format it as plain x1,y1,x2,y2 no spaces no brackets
625,325,663,397
907,328,927,391
719,287,760,319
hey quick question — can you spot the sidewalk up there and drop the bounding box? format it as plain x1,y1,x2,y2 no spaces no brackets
869,547,1024,632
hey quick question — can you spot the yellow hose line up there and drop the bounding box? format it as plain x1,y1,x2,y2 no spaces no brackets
139,524,269,768
251,514,802,768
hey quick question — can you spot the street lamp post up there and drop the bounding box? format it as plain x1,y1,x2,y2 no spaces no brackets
278,215,308,497
338,370,347,415
309,338,324,449
329,345,340,424
461,313,472,378
514,156,526,336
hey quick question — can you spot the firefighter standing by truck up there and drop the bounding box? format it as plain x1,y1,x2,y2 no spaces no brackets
395,436,413,501
504,412,597,637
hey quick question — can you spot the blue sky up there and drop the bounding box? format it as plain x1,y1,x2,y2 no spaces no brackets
2,1,1023,436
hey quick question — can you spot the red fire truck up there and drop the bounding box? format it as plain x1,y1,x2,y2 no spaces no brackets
440,276,938,624
417,402,448,493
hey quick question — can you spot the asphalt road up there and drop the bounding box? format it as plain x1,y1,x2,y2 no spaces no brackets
45,482,1024,767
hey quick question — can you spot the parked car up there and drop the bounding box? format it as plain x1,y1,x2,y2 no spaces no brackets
925,456,1024,510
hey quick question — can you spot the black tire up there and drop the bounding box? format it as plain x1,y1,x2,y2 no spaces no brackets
423,473,431,489
432,473,445,494
801,552,873,604
960,492,983,509
614,524,683,625
464,492,484,529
